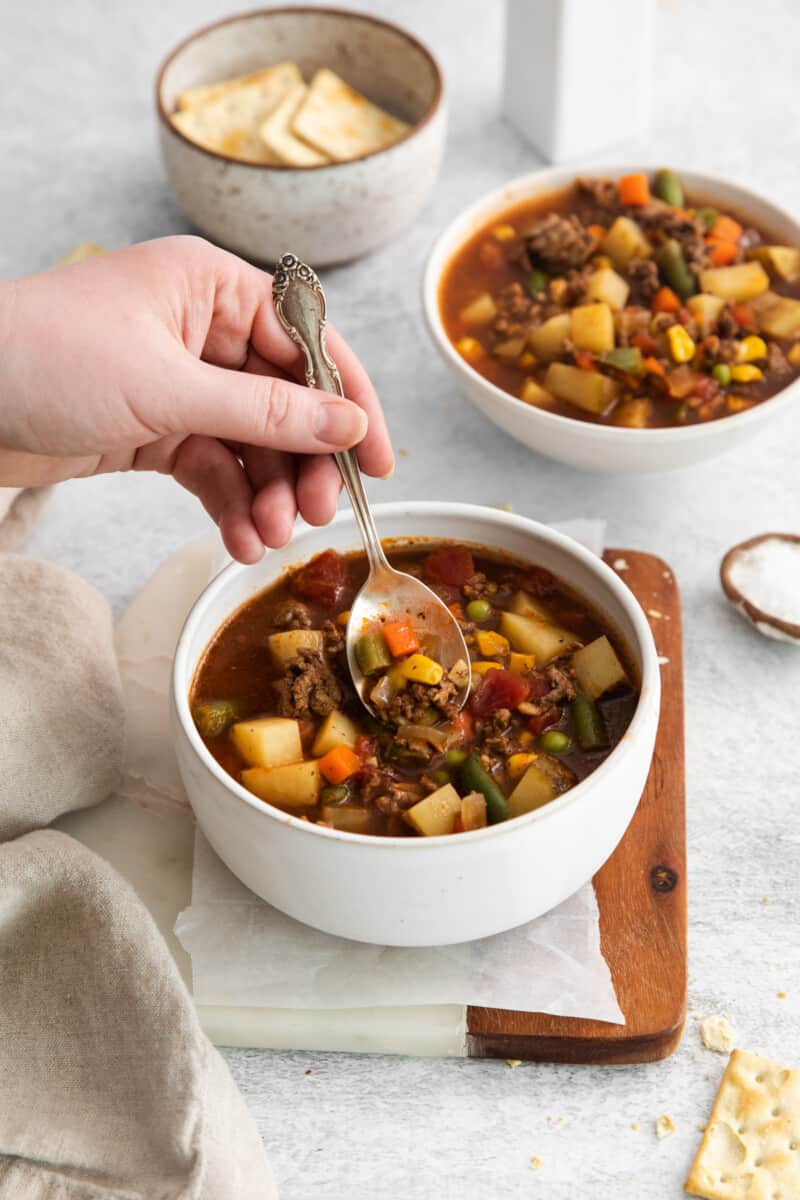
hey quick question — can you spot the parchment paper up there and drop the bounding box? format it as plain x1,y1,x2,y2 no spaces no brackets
117,517,624,1024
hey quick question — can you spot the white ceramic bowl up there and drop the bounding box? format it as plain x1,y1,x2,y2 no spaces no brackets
172,503,660,946
156,8,445,266
423,165,800,473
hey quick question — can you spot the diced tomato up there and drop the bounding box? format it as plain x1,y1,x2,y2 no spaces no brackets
730,303,755,329
526,673,552,699
575,350,595,370
451,709,474,743
690,373,720,403
291,550,346,608
631,330,657,355
424,547,475,588
527,706,560,736
471,669,531,718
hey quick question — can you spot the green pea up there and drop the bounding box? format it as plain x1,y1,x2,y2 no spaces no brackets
192,700,240,739
466,599,492,622
653,168,685,209
527,268,548,297
431,768,451,786
696,206,719,230
446,748,468,766
540,730,570,754
320,784,350,804
712,363,731,386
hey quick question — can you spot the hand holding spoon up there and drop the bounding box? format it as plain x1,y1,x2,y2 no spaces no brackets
272,253,471,716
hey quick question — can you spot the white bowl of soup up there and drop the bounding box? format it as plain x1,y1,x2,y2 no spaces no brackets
172,503,660,946
423,166,800,472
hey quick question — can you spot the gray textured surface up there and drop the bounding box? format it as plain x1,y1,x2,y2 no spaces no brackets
3,1,800,1196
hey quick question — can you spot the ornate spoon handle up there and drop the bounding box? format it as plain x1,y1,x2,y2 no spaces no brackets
272,253,389,574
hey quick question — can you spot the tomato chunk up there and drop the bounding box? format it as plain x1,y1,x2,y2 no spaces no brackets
471,669,531,718
291,550,346,608
424,547,475,588
528,707,561,736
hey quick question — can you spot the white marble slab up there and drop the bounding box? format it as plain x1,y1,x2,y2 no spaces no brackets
5,0,800,1196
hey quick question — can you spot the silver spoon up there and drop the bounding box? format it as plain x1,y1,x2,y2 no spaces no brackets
272,252,471,716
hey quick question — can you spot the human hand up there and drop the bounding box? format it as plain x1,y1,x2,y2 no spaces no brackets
0,236,393,562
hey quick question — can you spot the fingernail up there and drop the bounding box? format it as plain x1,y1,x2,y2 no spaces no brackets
379,460,395,480
315,400,368,445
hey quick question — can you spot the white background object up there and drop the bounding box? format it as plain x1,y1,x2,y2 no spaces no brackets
503,0,655,163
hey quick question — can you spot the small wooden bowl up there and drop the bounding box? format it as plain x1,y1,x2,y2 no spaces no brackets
720,532,800,643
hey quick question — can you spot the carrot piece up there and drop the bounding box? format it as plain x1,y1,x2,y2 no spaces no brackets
644,356,666,378
318,744,362,785
652,286,681,314
451,814,465,834
575,350,595,370
587,223,607,239
447,601,464,620
730,303,755,329
708,239,738,267
618,173,650,207
709,214,742,244
381,617,420,658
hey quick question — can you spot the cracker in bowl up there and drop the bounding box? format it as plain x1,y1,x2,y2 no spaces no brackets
685,1049,800,1199
259,82,330,167
171,62,302,163
292,67,410,161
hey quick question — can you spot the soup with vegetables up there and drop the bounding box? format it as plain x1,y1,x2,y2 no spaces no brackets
191,543,639,838
440,170,800,427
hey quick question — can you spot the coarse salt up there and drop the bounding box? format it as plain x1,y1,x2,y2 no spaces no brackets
727,537,800,625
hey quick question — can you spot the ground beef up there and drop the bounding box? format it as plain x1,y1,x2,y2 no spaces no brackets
374,781,425,815
322,618,345,657
524,213,597,273
543,665,577,705
272,599,313,629
576,177,619,214
767,340,791,376
716,310,740,339
380,676,460,727
549,265,592,307
651,311,679,333
273,647,341,718
627,257,660,303
641,207,712,275
477,708,518,756
462,572,499,600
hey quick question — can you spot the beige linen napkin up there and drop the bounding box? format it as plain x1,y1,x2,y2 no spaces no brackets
0,552,275,1199
0,487,48,553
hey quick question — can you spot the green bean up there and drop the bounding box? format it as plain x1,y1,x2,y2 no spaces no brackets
192,700,239,739
657,239,696,300
696,206,719,230
527,268,548,297
320,784,350,804
712,363,732,386
466,599,492,622
540,730,570,754
461,753,509,824
653,168,684,209
570,696,609,751
603,347,644,375
355,632,392,676
446,748,468,766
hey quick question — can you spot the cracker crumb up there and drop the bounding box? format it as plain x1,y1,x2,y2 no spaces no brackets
777,991,787,999
700,1014,736,1054
662,570,671,579
762,896,769,904
495,503,513,512
631,1121,640,1131
696,1122,706,1133
613,558,629,571
655,1114,675,1139
530,1156,542,1171
647,608,664,619
555,1116,564,1125
657,655,670,665
398,448,409,457
505,1059,523,1068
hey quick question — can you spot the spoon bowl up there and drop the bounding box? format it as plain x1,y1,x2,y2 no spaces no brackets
272,253,471,714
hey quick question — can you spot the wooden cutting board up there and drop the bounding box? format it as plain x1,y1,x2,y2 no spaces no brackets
467,549,687,1064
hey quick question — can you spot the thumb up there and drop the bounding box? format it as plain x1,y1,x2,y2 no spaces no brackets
169,356,368,453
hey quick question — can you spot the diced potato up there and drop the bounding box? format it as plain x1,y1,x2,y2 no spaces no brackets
572,636,628,699
519,378,555,407
544,362,619,416
509,652,537,675
242,761,321,809
613,398,653,428
698,261,770,303
748,245,800,282
686,293,726,336
460,792,487,831
757,296,800,339
459,292,497,326
312,709,360,758
231,717,302,768
529,313,572,360
584,268,630,311
509,590,553,621
319,804,372,833
508,755,575,817
751,289,781,314
494,336,527,359
397,654,443,685
267,629,324,667
404,783,462,836
571,303,615,354
476,630,509,657
500,611,580,664
602,216,651,269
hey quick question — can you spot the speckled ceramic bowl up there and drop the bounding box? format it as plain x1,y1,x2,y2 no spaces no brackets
156,8,445,266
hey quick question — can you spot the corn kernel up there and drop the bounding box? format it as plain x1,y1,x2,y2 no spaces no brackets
592,255,612,269
517,351,536,369
788,343,800,365
736,335,767,363
730,364,764,382
476,631,510,657
471,661,503,677
507,752,539,781
397,654,443,685
509,652,537,675
492,223,517,242
336,610,350,627
727,395,755,413
518,730,535,748
455,336,484,363
666,324,695,363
